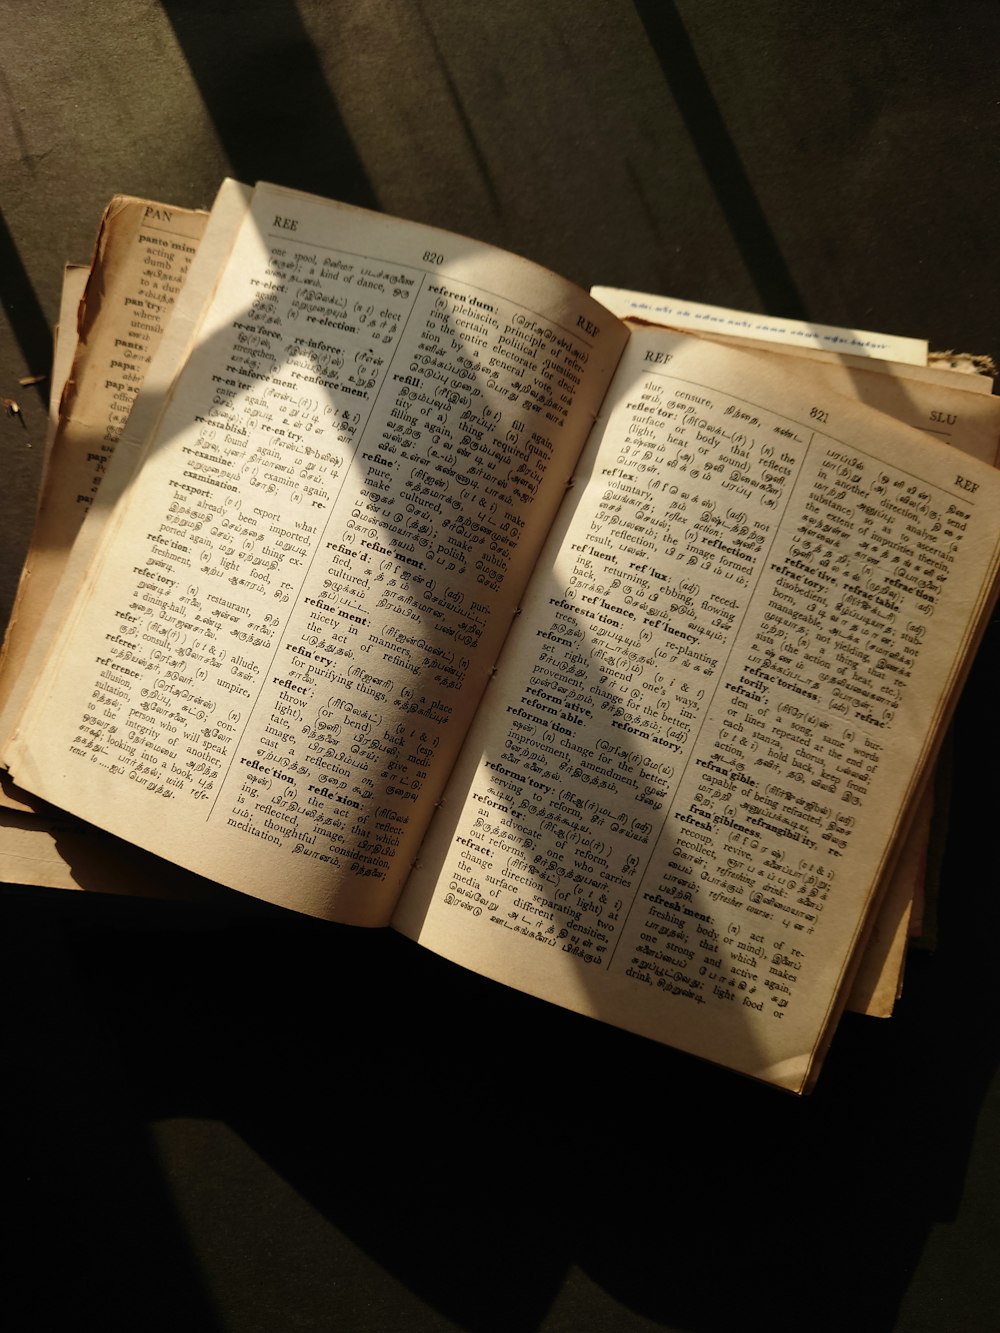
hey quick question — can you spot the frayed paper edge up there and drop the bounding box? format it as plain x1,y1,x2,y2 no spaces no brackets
928,349,997,378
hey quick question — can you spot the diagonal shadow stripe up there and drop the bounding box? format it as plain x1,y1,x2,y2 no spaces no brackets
160,0,377,209
633,0,807,318
413,2,503,221
0,209,54,403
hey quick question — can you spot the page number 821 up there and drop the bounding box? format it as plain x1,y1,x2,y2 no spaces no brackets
809,406,830,424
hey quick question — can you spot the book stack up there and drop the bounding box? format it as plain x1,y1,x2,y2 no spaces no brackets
1,181,997,1091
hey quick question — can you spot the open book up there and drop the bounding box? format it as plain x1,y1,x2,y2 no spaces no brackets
2,181,998,1092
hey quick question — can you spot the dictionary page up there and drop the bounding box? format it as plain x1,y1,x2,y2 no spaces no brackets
395,326,1000,1091
0,191,247,893
603,300,1000,1016
708,332,1000,1012
4,183,627,925
0,199,209,787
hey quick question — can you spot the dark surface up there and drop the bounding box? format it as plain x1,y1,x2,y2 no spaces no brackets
2,4,999,1329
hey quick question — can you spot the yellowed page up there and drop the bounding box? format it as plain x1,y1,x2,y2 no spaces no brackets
0,188,250,895
0,200,208,762
590,286,929,364
592,287,995,394
4,183,627,925
47,265,90,448
395,326,1000,1092
8,181,253,746
760,349,1000,1012
844,781,934,1016
603,307,1000,1016
696,338,1000,462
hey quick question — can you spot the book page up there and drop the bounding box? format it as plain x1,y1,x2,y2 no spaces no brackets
0,188,248,899
48,265,90,452
0,193,248,899
0,199,209,763
590,286,929,364
727,340,1000,1012
14,182,253,717
4,184,627,925
593,287,995,396
396,327,1000,1091
682,336,1000,458
613,306,1000,1015
844,779,935,1016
